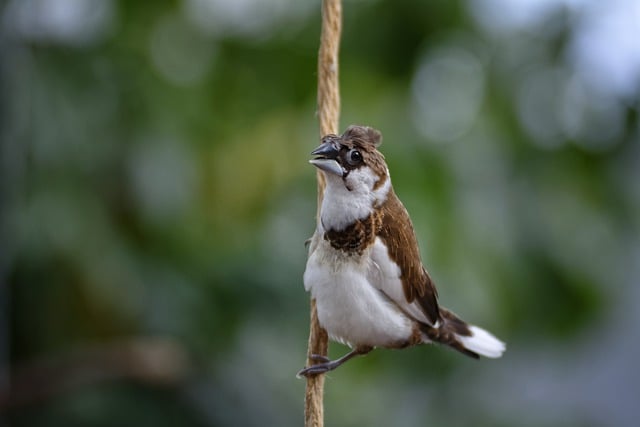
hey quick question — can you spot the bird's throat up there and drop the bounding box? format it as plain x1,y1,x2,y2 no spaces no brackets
324,210,384,255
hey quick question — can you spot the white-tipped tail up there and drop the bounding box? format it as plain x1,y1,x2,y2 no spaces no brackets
457,325,506,358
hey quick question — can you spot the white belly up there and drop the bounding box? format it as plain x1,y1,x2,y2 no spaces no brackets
303,238,412,348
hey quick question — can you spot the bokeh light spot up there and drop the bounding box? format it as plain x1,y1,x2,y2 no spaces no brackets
411,43,486,143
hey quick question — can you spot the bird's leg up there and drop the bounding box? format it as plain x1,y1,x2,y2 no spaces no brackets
297,346,373,377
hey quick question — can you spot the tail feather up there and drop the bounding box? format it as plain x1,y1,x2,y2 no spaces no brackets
456,325,506,359
421,308,506,359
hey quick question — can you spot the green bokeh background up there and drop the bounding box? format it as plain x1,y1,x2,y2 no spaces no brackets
2,0,639,426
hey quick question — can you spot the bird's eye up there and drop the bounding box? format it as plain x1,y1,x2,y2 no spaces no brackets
347,149,363,166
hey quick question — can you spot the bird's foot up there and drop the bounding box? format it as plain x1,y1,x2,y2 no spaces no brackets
309,354,331,363
297,359,340,378
296,347,373,378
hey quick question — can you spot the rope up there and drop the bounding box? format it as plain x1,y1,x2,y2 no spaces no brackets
317,0,342,137
305,1,342,427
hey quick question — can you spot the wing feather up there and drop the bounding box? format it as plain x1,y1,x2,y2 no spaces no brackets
375,189,440,325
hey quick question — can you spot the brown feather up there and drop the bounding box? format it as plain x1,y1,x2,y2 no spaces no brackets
419,308,479,359
377,189,441,325
324,210,383,255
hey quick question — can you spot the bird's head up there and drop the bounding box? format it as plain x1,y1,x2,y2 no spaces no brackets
310,125,389,196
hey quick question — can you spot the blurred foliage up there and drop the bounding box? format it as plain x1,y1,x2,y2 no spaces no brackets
1,0,639,426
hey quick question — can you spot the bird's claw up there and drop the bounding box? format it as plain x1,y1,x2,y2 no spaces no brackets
296,362,333,378
309,354,331,363
296,354,334,378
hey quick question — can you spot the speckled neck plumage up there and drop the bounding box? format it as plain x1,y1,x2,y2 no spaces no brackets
323,209,384,255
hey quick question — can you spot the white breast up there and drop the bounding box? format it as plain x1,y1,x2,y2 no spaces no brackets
303,234,413,348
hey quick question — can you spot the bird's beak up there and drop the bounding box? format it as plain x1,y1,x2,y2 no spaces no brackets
309,142,344,177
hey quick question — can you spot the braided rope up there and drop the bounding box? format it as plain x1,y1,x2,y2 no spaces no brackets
305,1,342,426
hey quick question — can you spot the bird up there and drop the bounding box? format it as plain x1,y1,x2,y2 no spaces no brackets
298,125,505,377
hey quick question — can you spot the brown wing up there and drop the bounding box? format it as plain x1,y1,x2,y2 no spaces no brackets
378,189,440,324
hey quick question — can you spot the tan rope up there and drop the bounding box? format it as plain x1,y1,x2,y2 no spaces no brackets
305,1,342,427
317,0,342,137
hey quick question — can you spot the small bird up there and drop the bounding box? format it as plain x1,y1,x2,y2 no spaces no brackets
299,125,505,377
